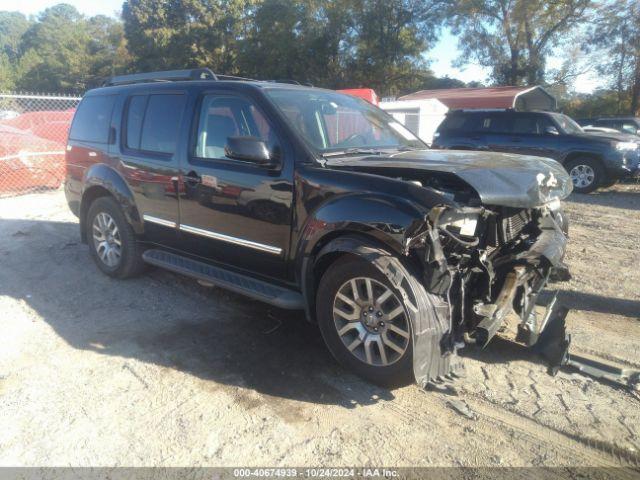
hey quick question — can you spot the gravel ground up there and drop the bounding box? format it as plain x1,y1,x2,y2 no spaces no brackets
0,185,638,472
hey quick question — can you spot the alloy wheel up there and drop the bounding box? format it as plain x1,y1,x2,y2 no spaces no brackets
569,164,595,189
332,277,410,367
92,212,122,267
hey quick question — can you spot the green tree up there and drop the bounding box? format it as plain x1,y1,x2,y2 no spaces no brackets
447,0,592,86
238,0,354,86
85,15,131,87
589,0,640,115
0,11,31,62
559,89,628,119
17,4,91,92
347,0,444,96
0,52,15,90
122,0,255,73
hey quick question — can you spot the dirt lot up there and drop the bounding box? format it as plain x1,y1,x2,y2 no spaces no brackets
0,184,638,470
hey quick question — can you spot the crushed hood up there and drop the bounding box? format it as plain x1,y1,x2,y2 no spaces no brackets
325,149,573,208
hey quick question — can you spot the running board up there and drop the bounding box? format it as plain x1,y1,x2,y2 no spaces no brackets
142,249,304,310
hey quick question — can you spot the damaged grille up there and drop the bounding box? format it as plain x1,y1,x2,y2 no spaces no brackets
500,209,532,244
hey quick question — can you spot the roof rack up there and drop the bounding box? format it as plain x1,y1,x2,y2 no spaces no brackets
264,79,314,87
103,68,218,87
102,68,314,88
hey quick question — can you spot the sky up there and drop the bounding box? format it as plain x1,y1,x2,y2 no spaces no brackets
6,0,602,93
427,30,601,94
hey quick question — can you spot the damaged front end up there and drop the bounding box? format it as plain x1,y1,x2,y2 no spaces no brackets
405,198,571,386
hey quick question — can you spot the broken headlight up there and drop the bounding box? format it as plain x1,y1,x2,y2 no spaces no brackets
614,141,638,151
438,210,480,237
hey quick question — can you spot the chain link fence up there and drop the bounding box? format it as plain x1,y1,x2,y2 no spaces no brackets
0,92,82,198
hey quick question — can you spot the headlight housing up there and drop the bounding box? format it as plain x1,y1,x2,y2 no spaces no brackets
614,141,638,151
438,210,479,237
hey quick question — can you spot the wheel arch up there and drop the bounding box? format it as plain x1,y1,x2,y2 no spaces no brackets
562,151,604,167
80,164,142,242
301,232,419,324
307,233,458,387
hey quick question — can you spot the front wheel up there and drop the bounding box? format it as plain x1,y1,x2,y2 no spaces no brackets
316,251,443,386
565,157,603,194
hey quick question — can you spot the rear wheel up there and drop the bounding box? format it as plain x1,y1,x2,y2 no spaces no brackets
565,157,603,194
86,196,145,278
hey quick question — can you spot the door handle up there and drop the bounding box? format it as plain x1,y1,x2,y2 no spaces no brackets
184,171,201,186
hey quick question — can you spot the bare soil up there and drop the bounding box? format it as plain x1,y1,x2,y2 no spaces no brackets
0,184,638,470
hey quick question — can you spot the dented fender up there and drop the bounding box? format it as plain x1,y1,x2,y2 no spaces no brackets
309,235,457,386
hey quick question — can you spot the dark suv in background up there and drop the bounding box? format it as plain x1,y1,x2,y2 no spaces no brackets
432,110,640,193
65,69,572,387
577,116,640,136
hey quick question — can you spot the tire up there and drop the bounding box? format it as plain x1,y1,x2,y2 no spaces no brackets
565,157,604,194
316,253,451,387
86,196,145,279
600,178,618,189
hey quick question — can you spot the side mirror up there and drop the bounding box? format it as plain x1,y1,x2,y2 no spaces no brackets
544,126,559,136
225,136,278,168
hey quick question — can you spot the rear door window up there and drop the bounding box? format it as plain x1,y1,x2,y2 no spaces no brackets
478,113,507,133
69,95,116,143
123,93,186,156
124,95,148,150
140,94,186,154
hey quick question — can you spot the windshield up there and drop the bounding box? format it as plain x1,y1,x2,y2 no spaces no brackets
551,113,584,134
265,89,426,155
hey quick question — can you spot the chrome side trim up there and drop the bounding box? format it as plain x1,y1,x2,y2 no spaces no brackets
180,224,282,255
143,214,177,228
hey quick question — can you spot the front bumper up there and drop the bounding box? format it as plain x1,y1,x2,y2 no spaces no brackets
605,149,640,179
476,218,569,347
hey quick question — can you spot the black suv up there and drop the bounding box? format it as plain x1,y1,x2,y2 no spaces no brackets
65,69,572,386
432,110,640,193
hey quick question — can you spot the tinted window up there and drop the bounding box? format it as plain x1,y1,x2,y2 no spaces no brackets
511,115,538,134
195,95,276,160
438,114,478,132
139,94,185,154
125,95,148,149
266,89,424,151
477,113,507,133
621,122,638,134
69,95,116,143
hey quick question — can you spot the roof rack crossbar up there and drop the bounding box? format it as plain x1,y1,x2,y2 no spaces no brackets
264,79,314,87
103,68,217,87
216,74,258,82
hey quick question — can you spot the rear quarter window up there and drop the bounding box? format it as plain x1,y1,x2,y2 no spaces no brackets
69,95,117,143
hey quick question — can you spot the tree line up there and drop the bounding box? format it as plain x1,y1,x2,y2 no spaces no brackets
1,0,639,116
